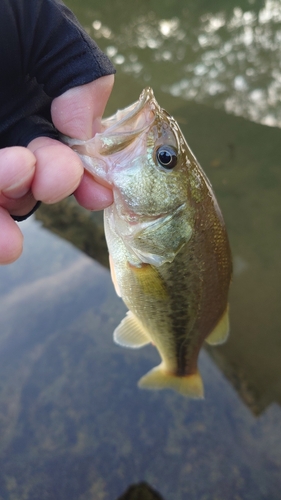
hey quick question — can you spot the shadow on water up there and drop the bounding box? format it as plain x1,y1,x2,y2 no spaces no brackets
1,0,281,498
116,482,164,499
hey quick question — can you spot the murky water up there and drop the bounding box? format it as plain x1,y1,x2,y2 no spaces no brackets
66,0,281,127
0,0,281,499
65,0,281,413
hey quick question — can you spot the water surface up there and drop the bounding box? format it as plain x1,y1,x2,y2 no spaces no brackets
0,0,281,498
0,219,281,499
63,0,281,414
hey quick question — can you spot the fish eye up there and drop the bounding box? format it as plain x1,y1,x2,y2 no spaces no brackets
156,146,178,170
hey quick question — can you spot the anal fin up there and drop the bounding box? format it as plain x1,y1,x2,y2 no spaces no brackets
114,311,151,348
205,307,230,346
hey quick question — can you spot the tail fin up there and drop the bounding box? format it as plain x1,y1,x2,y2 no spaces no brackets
138,364,204,398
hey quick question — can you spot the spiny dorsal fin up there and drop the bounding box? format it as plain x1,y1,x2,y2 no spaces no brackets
205,307,230,346
113,311,151,348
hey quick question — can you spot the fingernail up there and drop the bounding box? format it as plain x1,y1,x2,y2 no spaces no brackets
2,176,32,199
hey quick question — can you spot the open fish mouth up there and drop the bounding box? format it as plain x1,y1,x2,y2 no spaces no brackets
96,87,158,154
63,87,158,165
100,87,158,135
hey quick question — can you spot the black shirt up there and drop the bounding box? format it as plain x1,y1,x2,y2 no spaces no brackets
0,0,115,148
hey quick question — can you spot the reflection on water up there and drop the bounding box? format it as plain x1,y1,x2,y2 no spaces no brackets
67,0,281,127
0,219,281,499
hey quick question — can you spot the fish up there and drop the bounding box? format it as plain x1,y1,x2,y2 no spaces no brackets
64,87,232,398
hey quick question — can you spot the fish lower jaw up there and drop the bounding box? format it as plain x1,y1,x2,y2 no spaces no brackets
118,210,169,226
116,200,188,227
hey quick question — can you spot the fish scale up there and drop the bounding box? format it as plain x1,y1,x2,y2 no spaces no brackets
64,87,232,398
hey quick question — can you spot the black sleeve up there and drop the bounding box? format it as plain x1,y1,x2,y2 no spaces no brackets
0,0,115,148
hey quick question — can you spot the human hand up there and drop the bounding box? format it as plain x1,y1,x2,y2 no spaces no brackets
0,75,114,264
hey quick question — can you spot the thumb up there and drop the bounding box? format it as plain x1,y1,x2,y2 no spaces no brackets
51,75,114,140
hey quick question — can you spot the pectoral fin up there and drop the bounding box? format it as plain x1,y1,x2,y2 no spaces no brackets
128,263,168,300
138,364,204,398
205,307,230,346
114,311,151,348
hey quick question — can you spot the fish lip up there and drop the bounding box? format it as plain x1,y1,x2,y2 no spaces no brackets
62,88,161,186
100,87,157,135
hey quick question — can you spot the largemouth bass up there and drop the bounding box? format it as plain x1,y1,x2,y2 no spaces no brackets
65,88,232,398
